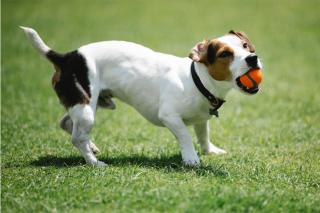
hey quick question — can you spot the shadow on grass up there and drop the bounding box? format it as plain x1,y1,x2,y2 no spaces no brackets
30,154,229,177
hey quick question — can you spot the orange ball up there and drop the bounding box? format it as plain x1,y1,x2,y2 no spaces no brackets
239,69,263,88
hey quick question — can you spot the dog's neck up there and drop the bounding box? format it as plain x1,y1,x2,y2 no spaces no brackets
194,62,233,99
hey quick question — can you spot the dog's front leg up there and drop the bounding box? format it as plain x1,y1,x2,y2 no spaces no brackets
159,113,200,166
69,105,106,167
193,121,226,155
60,113,100,154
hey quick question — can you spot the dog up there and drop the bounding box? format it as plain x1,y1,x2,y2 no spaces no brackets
21,27,262,167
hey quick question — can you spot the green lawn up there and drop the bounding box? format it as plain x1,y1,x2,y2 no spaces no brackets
2,0,320,212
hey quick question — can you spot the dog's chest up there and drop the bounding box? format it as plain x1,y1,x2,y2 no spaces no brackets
176,95,213,125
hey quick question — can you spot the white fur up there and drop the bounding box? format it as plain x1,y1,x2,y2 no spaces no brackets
20,26,50,55
21,27,262,166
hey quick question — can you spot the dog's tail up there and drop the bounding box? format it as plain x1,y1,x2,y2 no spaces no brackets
20,26,64,66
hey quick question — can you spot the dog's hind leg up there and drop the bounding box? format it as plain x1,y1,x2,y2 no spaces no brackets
68,104,106,167
60,114,101,155
193,121,226,155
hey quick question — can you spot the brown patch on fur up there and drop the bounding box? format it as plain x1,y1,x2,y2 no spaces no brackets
206,40,233,81
189,39,234,81
229,30,255,53
52,65,61,87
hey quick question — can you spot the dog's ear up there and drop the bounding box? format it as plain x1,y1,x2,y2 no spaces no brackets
188,39,209,63
206,42,217,64
228,30,237,35
229,30,256,53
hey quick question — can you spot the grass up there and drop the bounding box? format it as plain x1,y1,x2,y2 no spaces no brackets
2,0,320,212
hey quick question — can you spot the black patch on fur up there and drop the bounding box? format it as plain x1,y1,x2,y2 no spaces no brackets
47,50,91,108
207,43,216,64
98,89,116,109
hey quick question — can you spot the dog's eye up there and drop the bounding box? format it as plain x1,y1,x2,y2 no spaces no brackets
219,51,233,58
243,43,248,48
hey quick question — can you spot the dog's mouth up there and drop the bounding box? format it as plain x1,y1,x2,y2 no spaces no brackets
236,80,260,94
235,68,263,95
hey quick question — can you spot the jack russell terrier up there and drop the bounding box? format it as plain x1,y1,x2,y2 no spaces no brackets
21,27,262,166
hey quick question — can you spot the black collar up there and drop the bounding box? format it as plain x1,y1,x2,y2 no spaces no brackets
191,61,225,117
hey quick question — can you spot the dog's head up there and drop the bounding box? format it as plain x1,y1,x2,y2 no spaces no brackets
189,30,263,95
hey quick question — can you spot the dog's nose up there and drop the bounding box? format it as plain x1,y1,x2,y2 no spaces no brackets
245,54,258,68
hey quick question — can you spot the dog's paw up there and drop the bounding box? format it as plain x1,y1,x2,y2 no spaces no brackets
86,160,107,167
89,142,101,155
203,143,227,155
96,160,107,167
182,155,200,167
